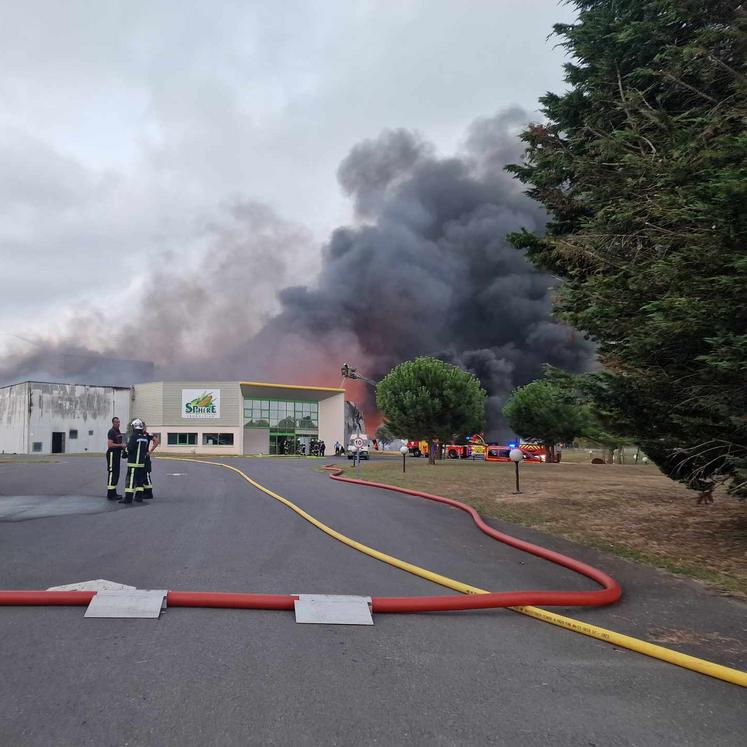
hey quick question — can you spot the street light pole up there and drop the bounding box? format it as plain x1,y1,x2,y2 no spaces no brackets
400,444,408,473
350,445,359,478
509,448,523,494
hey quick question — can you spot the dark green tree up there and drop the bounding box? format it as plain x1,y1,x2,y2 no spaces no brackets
376,357,486,464
543,366,637,463
507,0,746,499
502,379,589,462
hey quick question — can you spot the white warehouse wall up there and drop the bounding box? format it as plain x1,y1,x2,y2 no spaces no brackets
0,382,30,454
26,383,130,455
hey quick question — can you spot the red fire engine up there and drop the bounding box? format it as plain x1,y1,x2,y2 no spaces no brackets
445,444,470,459
484,443,560,463
407,437,560,462
407,440,429,457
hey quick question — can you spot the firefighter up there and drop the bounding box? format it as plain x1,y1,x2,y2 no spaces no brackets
120,419,150,504
106,416,126,499
142,423,159,499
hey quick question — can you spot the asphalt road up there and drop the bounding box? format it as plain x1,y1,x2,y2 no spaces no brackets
0,455,744,746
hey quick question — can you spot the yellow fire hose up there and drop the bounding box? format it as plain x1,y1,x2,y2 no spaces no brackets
160,456,746,687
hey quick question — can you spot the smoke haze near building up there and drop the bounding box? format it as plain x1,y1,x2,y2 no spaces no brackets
0,109,594,438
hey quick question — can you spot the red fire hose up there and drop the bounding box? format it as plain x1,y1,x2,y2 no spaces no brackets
5,459,746,687
0,465,620,612
324,467,621,612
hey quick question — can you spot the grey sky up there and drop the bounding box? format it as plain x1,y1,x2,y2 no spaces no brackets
0,0,575,357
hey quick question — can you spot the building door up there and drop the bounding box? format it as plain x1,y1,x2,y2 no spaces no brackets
51,432,66,453
271,433,298,455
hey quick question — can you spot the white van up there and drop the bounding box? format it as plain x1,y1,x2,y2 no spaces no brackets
347,434,370,460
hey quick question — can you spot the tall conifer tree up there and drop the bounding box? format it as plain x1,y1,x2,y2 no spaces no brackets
508,1,746,498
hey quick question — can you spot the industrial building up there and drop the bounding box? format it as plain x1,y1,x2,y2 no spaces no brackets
0,380,346,456
0,381,131,455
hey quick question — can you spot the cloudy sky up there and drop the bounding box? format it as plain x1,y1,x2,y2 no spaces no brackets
0,0,575,359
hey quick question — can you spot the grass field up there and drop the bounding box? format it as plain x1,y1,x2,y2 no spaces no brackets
345,457,747,596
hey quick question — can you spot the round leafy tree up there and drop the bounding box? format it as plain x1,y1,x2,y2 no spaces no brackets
503,379,589,463
377,357,487,464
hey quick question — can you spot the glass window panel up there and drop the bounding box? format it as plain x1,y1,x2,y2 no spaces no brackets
169,432,197,445
279,415,296,430
203,433,234,446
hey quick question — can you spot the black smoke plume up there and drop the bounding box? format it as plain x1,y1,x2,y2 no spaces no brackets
242,108,594,436
0,109,594,438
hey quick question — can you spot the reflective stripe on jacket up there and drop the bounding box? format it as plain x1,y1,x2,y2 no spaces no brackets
126,434,150,468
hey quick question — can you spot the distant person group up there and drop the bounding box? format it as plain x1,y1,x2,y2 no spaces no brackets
283,438,326,456
106,417,159,504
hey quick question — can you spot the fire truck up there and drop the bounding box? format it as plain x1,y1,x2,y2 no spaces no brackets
445,433,486,459
409,435,484,459
484,442,560,463
407,440,429,457
520,443,561,462
407,437,558,462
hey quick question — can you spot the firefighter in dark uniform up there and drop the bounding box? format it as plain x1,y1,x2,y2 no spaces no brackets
106,417,126,499
142,423,159,499
120,419,150,504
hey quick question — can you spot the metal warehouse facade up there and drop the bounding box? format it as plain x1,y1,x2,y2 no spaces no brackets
0,381,131,455
0,380,345,456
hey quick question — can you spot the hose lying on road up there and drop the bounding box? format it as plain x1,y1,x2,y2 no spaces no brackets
322,466,621,612
1,457,745,688
0,459,621,612
323,466,747,688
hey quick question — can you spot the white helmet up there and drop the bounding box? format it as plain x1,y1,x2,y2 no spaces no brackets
131,418,145,430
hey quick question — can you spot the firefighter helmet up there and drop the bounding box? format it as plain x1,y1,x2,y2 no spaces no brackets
131,419,145,431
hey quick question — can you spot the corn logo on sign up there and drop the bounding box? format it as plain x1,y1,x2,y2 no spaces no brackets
182,389,221,418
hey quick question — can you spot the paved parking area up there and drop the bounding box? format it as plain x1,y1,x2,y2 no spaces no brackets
0,456,744,746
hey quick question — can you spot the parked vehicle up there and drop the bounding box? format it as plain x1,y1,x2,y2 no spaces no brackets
406,440,428,457
347,434,371,460
519,443,562,462
484,444,558,463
